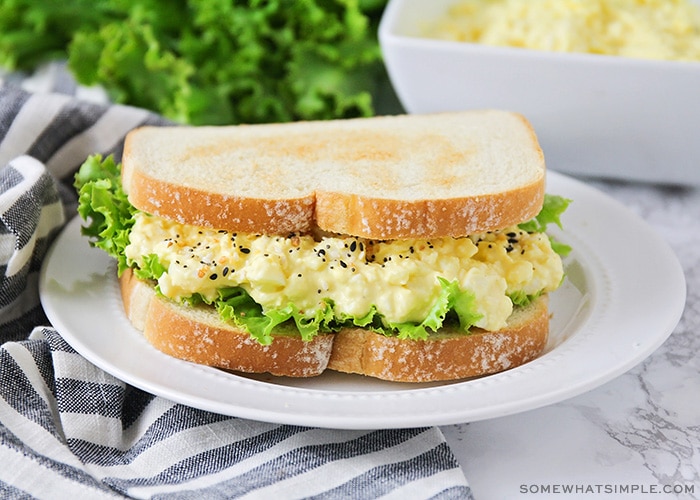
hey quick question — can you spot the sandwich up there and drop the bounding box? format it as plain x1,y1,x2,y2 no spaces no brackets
74,110,571,383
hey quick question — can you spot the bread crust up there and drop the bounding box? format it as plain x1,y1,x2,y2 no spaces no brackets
123,168,318,236
327,297,549,383
119,269,335,377
119,269,549,382
121,111,546,239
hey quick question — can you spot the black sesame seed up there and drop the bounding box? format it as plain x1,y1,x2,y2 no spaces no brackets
349,241,357,252
209,273,218,280
340,260,347,268
240,247,251,254
222,267,229,276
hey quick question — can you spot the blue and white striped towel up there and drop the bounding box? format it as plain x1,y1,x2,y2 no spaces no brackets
0,72,473,499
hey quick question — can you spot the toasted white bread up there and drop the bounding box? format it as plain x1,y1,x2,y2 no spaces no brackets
120,269,549,381
121,110,545,239
327,296,549,382
120,269,335,378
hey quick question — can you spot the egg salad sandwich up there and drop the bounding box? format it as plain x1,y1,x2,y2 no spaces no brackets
74,110,571,383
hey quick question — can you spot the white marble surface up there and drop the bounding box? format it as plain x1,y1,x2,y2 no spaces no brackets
441,177,700,499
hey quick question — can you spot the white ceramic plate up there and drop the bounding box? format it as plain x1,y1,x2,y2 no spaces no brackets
39,172,686,429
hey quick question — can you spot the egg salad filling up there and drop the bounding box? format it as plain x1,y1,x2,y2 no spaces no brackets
424,0,700,62
74,154,571,345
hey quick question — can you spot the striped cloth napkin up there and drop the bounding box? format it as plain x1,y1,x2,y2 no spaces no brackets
0,68,473,499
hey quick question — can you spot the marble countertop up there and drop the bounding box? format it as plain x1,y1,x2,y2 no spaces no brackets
441,176,699,500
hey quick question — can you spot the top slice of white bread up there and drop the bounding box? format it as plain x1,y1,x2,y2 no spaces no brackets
121,110,545,239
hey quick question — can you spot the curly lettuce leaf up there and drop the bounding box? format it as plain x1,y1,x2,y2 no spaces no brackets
519,194,571,233
520,194,572,256
508,289,543,308
74,154,136,274
0,0,117,71
215,287,337,345
388,278,483,340
133,253,167,282
64,0,386,125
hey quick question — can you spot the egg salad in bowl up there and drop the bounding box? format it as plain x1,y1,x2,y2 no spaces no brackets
423,0,700,62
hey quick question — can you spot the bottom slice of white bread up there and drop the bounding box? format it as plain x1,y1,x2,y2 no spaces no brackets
120,269,549,382
327,297,549,382
120,269,335,377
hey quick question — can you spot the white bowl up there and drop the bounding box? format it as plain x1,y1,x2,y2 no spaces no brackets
379,0,700,185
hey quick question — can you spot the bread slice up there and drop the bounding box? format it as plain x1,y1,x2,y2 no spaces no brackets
119,269,549,381
121,110,545,239
119,269,335,377
326,296,549,383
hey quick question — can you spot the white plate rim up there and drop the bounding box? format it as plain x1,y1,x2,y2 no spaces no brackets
39,171,686,429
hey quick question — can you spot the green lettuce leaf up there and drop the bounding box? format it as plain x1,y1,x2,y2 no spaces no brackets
215,287,284,345
133,253,167,281
65,0,386,125
74,154,136,274
508,289,543,308
519,194,572,257
519,193,571,233
1,1,388,125
388,278,483,340
214,287,337,345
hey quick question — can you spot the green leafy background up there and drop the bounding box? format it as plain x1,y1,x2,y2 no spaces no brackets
0,0,393,125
